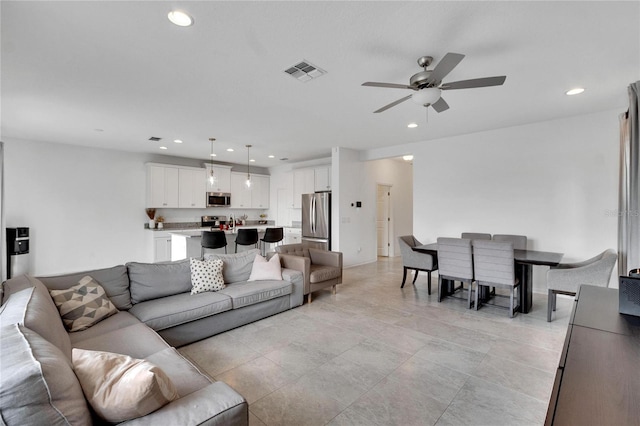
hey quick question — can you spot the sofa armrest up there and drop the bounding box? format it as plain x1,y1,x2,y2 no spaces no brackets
121,382,248,426
308,249,343,270
279,253,311,295
281,268,304,307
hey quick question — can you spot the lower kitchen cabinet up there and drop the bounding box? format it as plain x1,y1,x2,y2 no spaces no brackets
151,231,172,262
284,227,301,244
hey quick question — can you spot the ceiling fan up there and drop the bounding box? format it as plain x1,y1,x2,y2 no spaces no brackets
362,52,506,114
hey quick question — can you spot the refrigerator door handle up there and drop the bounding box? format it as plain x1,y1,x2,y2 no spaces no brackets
312,196,316,234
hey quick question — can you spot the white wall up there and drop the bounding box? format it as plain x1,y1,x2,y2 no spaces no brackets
3,139,268,275
333,147,413,266
411,109,621,290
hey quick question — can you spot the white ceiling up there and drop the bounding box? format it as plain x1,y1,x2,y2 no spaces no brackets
2,1,639,167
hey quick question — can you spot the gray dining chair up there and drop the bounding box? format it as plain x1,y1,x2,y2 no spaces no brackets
472,240,521,318
436,237,473,308
398,235,437,294
546,249,617,322
461,232,491,241
493,234,527,250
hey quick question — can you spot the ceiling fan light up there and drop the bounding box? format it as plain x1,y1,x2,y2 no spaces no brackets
412,87,441,106
168,10,193,27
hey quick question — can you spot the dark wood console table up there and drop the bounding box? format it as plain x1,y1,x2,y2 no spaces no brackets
545,285,640,425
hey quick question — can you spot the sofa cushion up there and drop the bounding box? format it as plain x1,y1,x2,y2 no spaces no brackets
190,258,225,294
309,264,341,283
72,348,179,423
249,253,283,281
38,265,132,310
49,276,119,332
71,323,170,360
127,259,192,304
0,277,72,359
218,280,292,309
128,291,232,331
0,324,91,426
205,248,259,284
69,311,141,345
145,347,213,397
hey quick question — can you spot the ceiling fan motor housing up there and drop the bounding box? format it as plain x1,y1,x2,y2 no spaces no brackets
410,70,433,88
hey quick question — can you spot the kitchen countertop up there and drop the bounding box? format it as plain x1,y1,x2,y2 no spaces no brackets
169,225,272,238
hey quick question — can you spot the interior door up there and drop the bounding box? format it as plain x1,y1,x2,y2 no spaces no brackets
377,185,391,257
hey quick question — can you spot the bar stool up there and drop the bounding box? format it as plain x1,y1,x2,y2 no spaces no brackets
201,231,227,257
235,228,259,253
260,227,284,256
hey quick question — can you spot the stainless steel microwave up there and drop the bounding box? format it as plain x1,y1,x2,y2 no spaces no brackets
207,192,231,207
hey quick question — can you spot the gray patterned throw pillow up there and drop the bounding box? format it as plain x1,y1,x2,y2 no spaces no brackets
190,258,225,294
49,276,118,332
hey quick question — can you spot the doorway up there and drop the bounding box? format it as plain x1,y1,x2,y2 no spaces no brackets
377,184,391,257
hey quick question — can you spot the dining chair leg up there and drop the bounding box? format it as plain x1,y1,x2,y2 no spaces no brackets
437,276,443,302
401,267,408,288
412,270,419,284
547,289,554,322
427,271,432,295
552,291,557,312
474,282,480,311
509,287,515,318
467,281,473,309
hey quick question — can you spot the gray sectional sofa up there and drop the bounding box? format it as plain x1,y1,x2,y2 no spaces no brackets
0,249,305,425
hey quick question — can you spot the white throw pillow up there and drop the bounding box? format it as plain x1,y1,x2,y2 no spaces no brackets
190,258,225,294
248,254,283,281
72,348,179,423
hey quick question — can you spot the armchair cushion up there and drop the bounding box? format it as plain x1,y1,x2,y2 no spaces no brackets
309,265,341,284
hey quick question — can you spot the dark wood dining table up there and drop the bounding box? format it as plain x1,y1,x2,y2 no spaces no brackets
413,243,564,313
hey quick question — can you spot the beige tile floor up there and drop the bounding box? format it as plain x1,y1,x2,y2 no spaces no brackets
179,256,572,426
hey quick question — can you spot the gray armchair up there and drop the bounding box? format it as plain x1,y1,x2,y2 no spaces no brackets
546,249,617,321
275,243,342,303
398,235,437,294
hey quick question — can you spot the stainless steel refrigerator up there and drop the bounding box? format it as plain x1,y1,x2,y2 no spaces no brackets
302,192,331,250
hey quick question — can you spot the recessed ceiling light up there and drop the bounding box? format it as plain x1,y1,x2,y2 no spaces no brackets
210,153,217,157
168,10,193,27
173,139,183,144
226,148,234,152
402,155,414,161
407,123,418,128
250,159,256,163
566,87,585,96
159,146,168,150
268,155,275,159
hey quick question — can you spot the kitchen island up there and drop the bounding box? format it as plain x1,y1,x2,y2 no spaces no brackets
170,226,269,260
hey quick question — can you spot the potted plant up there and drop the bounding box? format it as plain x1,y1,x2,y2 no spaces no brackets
156,216,165,229
146,208,156,229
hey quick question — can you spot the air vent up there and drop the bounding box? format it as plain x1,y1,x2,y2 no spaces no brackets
148,136,162,141
284,60,326,82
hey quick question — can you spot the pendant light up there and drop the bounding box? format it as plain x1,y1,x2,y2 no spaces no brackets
208,138,217,186
245,144,252,188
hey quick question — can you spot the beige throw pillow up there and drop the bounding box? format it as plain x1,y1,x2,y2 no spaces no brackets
248,253,283,281
49,276,118,332
72,348,179,423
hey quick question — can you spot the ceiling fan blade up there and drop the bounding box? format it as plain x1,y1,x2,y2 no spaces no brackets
362,82,413,90
441,76,506,90
431,97,449,113
426,52,465,85
374,95,412,113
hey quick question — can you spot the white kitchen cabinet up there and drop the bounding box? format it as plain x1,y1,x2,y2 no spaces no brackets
205,164,232,193
314,166,331,192
147,164,179,208
284,227,302,244
153,232,172,262
230,172,252,208
179,167,206,208
231,172,270,209
293,168,314,208
251,175,270,209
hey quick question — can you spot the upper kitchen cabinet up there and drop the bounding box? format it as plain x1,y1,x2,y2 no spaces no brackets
314,166,331,192
147,164,179,208
251,175,270,209
179,167,206,208
292,165,330,208
205,164,232,193
293,168,314,208
230,172,270,209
